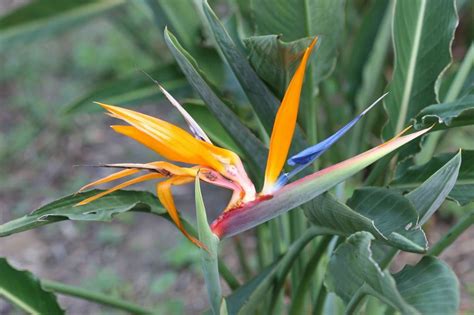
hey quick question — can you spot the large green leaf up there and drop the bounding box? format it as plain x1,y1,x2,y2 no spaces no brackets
144,0,224,85
391,150,473,206
348,188,427,252
65,64,187,113
250,0,345,86
383,0,458,138
0,0,125,49
349,2,392,154
304,189,426,253
211,128,430,238
164,28,267,172
414,93,474,129
325,232,460,314
202,1,311,152
405,151,461,225
345,0,390,102
393,256,460,315
243,35,313,98
0,258,64,314
325,232,417,314
0,190,165,237
441,42,474,103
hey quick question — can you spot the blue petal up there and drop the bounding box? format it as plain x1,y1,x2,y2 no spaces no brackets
278,93,388,186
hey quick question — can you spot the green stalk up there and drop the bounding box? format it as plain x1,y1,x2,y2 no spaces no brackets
271,218,284,258
364,154,393,186
195,177,226,314
41,280,152,314
233,237,252,280
313,284,328,315
289,236,331,315
344,289,366,315
218,261,240,290
181,217,239,290
428,210,474,256
268,226,323,315
289,209,305,298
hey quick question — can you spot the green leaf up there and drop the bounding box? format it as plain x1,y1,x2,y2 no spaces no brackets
414,93,474,129
405,151,461,225
251,0,345,86
383,0,458,138
0,0,126,49
164,28,267,172
0,190,165,237
345,0,390,102
326,232,460,314
348,188,427,252
442,42,474,103
391,150,473,206
212,128,430,239
65,64,187,113
325,232,417,314
202,1,304,145
393,256,460,315
195,177,224,315
304,189,426,253
243,35,313,97
0,258,64,314
183,100,243,155
144,0,224,85
226,263,276,315
349,2,392,154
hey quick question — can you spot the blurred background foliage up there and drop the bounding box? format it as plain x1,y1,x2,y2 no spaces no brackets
0,0,473,313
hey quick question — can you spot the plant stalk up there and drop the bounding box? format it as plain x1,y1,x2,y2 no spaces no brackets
42,280,152,314
195,177,226,314
290,236,331,315
233,236,253,280
428,210,474,256
344,289,366,315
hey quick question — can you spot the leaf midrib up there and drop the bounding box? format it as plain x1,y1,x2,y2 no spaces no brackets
395,0,427,134
392,178,474,189
0,288,39,315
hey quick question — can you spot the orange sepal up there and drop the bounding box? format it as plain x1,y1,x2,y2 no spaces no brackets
98,103,224,172
76,173,164,206
262,37,318,193
156,176,204,248
78,168,139,193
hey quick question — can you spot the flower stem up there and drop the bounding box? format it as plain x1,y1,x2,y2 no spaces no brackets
344,289,366,315
41,280,152,314
233,236,252,280
289,236,331,315
195,177,226,314
218,260,240,290
428,210,474,256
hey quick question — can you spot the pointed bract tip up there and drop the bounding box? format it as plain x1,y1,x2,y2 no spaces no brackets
361,92,388,115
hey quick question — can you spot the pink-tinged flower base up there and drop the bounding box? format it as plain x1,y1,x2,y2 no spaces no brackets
210,194,274,238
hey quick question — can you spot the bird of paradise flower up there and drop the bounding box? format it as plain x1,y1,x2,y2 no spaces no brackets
77,38,430,247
